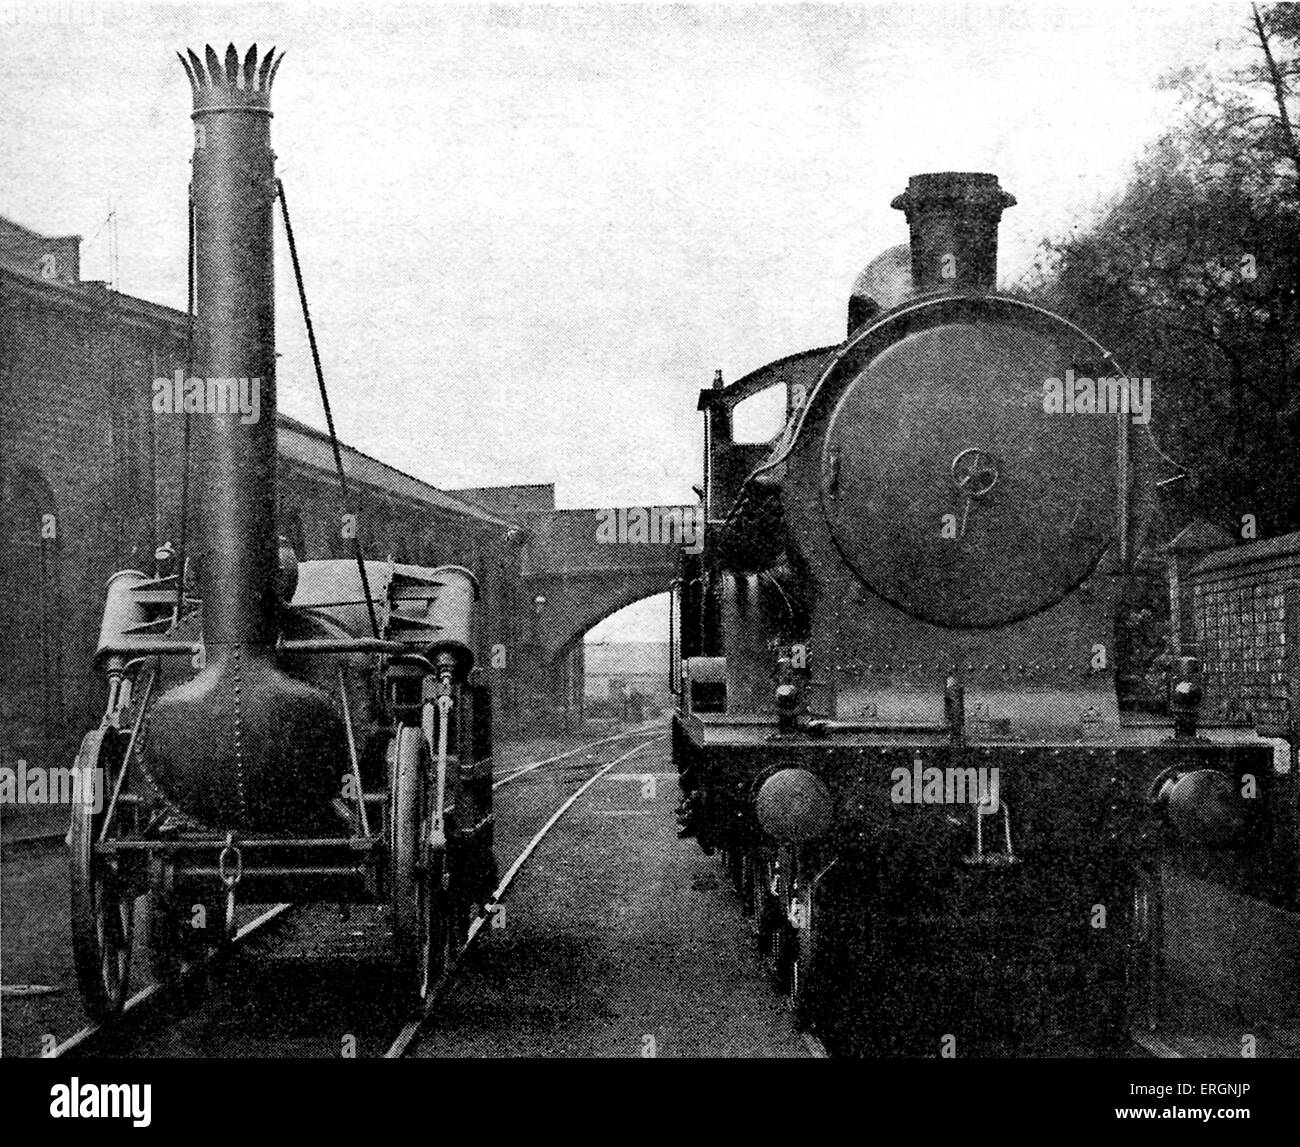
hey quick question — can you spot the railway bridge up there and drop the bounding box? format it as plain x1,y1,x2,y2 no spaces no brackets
446,491,694,727
519,505,693,662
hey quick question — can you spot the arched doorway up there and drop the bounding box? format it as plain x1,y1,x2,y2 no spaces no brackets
0,465,66,769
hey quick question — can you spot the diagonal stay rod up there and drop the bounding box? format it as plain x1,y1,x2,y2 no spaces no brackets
276,178,381,638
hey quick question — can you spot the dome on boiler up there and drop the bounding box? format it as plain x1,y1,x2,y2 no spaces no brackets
848,244,914,337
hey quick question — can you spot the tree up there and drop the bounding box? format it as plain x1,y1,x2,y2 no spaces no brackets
1026,7,1300,540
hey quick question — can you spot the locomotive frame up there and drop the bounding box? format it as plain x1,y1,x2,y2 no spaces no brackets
72,560,496,1019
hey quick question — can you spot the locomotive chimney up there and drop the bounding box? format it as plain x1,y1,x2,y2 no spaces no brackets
181,43,283,644
891,172,1015,294
147,45,345,833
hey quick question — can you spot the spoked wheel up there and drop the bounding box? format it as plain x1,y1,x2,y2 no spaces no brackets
423,851,453,995
444,845,479,960
390,727,448,1004
70,728,136,1021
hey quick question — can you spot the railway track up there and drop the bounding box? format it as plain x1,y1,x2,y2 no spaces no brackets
46,903,294,1057
50,726,664,1059
385,735,664,1057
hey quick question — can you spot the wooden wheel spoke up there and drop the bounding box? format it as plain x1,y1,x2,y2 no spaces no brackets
71,728,134,1020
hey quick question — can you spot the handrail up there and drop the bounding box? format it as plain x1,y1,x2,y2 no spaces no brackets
96,636,412,658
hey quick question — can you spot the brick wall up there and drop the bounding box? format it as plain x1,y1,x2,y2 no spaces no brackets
1,269,191,774
1187,532,1300,735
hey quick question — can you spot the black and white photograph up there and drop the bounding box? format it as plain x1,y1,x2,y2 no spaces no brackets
0,0,1295,1125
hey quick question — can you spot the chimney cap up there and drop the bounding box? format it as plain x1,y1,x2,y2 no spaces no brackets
891,171,1016,216
178,43,284,115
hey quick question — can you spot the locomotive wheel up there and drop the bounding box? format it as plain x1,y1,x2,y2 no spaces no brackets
390,727,448,1002
445,883,473,958
69,728,135,1020
789,868,833,1031
768,914,795,992
725,846,746,896
424,851,453,992
737,846,756,913
765,849,797,991
750,849,777,953
146,859,221,995
767,897,795,993
1085,870,1143,1054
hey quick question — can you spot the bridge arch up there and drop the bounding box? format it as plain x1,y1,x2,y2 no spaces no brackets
519,505,689,662
535,572,675,666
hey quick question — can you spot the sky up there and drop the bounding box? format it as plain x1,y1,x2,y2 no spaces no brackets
0,0,1258,639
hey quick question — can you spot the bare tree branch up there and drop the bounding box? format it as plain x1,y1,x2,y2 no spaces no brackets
1252,3,1300,196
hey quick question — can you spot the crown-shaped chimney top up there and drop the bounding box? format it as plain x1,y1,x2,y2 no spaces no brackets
178,43,283,114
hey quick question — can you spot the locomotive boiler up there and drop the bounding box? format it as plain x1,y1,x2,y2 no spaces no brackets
69,44,496,1020
674,172,1291,1054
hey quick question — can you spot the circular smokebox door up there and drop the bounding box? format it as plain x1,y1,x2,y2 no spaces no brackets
819,309,1120,629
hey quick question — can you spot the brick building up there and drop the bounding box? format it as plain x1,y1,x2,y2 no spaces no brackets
0,217,558,785
584,640,672,717
1181,529,1300,739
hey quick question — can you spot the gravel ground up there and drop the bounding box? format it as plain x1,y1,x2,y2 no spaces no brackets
413,735,814,1058
1,836,88,1057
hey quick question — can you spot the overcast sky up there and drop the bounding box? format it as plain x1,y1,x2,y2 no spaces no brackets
1,0,1254,638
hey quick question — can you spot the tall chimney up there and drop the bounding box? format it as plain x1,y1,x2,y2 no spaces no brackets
891,172,1015,294
180,43,282,645
147,45,344,833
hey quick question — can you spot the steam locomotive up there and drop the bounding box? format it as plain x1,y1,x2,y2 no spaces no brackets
673,172,1289,1054
70,44,496,1020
